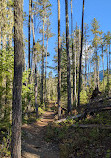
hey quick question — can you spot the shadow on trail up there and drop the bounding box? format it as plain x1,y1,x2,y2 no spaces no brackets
22,111,59,158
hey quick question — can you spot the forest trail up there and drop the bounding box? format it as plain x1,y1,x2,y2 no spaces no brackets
22,110,59,158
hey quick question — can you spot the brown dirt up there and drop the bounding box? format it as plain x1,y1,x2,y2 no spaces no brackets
22,111,59,158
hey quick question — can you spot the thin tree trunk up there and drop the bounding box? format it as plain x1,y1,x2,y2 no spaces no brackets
78,0,85,107
58,0,61,119
27,0,31,114
41,6,45,105
11,0,23,157
28,0,31,70
102,45,104,90
71,0,74,105
44,36,48,107
94,64,96,88
0,27,1,51
98,58,99,88
74,31,77,106
31,2,38,118
65,0,71,113
107,45,109,94
95,48,99,89
85,40,87,89
109,44,110,74
88,60,90,87
90,60,92,87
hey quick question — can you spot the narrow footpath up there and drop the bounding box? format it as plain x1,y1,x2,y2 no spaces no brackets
22,111,59,158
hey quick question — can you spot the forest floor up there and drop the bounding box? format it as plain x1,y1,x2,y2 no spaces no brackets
45,96,111,158
22,110,59,158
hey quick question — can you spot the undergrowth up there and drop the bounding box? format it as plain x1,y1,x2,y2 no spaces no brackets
46,111,111,158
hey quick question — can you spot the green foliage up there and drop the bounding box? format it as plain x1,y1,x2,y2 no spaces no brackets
80,89,88,105
99,75,111,93
46,117,111,158
0,129,11,157
0,47,14,132
106,150,111,158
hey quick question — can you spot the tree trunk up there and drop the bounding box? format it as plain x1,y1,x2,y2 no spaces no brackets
102,45,105,90
31,2,38,118
109,44,110,75
65,0,71,113
107,45,109,94
98,58,99,88
58,0,61,119
41,6,45,105
11,0,23,157
85,40,87,89
44,36,48,107
74,31,77,106
78,0,85,107
71,0,74,105
28,0,31,70
95,48,99,89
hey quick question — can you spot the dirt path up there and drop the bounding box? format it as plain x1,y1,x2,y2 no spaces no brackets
22,111,59,158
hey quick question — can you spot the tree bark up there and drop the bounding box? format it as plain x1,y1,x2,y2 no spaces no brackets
74,31,77,106
41,5,45,105
107,45,109,94
11,0,23,157
65,0,71,113
78,0,85,107
28,0,31,70
109,44,110,75
58,0,61,119
85,36,87,89
102,45,104,90
71,0,74,105
31,2,38,118
44,36,48,107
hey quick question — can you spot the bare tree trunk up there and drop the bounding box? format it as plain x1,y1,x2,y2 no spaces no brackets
31,2,38,118
88,60,90,87
74,31,77,106
58,0,61,119
78,0,85,107
0,26,2,50
89,60,92,87
71,0,74,105
0,0,1,51
85,41,87,89
11,0,23,157
28,0,31,70
107,46,109,94
95,48,99,89
102,45,105,90
98,59,100,88
65,0,71,113
44,36,48,107
41,6,45,105
109,44,110,75
94,65,96,88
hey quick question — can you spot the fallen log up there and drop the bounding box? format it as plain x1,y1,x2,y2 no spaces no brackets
85,105,111,114
89,97,111,105
55,113,84,123
55,105,111,124
72,124,111,129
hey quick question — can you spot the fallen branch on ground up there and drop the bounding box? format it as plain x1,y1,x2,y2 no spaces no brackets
72,124,111,129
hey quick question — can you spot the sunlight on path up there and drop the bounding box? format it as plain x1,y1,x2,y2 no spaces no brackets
22,111,59,158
